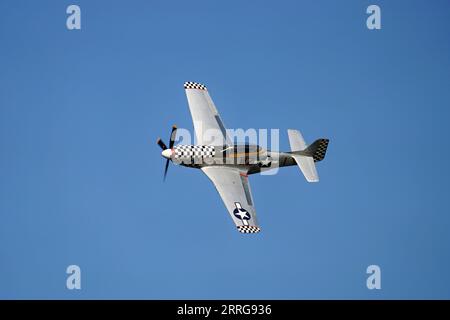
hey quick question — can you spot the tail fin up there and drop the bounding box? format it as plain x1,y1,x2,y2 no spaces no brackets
287,129,329,182
301,139,329,162
287,129,307,151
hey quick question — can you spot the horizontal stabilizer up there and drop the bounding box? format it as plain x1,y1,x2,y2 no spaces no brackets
291,154,319,182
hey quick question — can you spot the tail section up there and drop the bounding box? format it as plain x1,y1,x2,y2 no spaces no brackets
290,154,319,182
287,129,307,151
301,139,329,162
287,129,329,182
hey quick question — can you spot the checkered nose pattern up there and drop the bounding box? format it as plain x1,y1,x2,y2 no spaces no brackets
173,145,215,159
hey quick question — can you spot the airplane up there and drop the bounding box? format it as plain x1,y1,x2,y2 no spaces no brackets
157,82,329,234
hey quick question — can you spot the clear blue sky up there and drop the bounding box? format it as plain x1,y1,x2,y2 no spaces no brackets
1,0,450,299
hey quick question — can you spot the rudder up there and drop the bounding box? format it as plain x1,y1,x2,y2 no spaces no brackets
301,139,329,162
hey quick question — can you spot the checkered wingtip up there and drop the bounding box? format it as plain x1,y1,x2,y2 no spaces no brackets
184,81,207,91
237,226,261,234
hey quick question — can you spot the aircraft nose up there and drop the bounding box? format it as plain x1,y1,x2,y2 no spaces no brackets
161,149,173,159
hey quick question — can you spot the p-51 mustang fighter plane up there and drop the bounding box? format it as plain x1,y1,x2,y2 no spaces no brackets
157,82,329,234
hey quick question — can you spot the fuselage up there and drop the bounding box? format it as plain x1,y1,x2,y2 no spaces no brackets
161,144,297,175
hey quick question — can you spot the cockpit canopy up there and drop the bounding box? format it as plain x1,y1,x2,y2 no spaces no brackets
221,144,265,154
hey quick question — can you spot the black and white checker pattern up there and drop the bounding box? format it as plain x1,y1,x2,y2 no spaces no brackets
174,145,215,158
313,139,329,162
237,225,261,234
184,81,207,91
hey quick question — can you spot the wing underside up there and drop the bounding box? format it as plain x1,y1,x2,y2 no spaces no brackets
184,82,232,146
201,166,260,234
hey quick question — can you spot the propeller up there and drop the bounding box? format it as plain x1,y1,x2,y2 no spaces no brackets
157,125,177,181
157,139,167,150
169,125,177,149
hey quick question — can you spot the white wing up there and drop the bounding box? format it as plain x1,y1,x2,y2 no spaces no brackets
201,166,260,234
184,82,232,146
